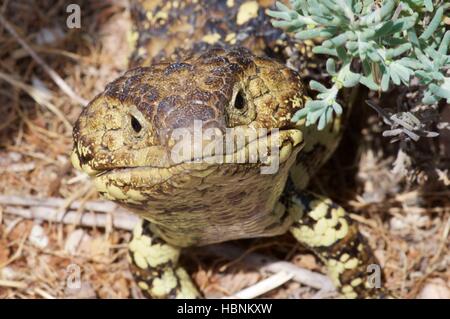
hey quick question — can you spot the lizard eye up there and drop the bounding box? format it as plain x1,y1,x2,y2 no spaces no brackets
234,90,246,111
130,115,142,133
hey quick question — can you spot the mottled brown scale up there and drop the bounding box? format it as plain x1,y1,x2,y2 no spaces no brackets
71,0,391,298
72,44,307,245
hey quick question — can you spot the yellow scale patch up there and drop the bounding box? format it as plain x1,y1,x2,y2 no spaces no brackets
288,197,369,297
291,200,349,247
151,269,178,297
202,33,222,44
225,32,237,45
327,256,361,298
129,230,180,269
236,1,259,25
129,223,200,298
175,268,201,299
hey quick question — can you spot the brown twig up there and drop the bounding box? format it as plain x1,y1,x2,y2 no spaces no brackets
204,244,335,292
0,14,88,106
4,206,139,231
1,194,336,293
0,71,72,131
226,271,294,299
0,195,119,214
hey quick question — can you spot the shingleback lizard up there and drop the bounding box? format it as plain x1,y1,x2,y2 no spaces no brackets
71,0,391,298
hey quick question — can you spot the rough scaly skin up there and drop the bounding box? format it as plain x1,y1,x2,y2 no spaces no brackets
71,0,391,298
128,221,200,298
72,47,306,246
286,192,390,298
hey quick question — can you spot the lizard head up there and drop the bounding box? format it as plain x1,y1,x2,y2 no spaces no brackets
71,47,306,233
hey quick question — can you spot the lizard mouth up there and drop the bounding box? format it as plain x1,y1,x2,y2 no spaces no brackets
74,128,304,205
71,128,303,179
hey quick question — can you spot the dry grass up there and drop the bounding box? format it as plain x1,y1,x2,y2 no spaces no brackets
0,0,448,299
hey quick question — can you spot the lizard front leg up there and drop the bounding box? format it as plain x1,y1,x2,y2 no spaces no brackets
128,220,201,299
286,192,391,298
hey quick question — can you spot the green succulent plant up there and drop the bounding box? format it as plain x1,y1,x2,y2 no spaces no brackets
267,0,450,131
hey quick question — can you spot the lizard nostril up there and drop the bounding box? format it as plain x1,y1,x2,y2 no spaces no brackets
234,90,246,110
131,115,142,133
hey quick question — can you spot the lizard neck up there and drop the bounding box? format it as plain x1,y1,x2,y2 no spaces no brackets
128,0,287,67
